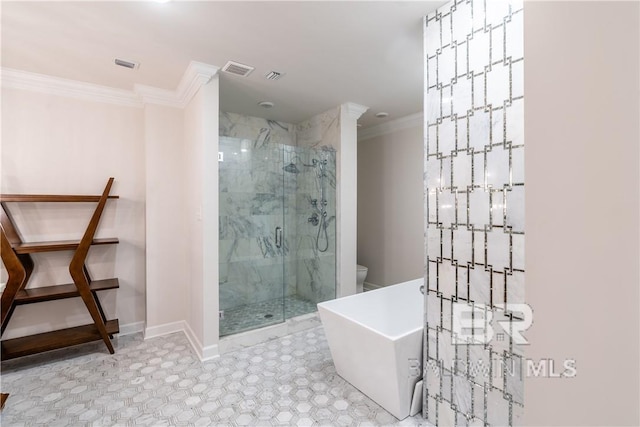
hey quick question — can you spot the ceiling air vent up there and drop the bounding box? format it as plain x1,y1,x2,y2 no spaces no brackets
265,71,285,81
114,58,139,70
221,60,255,77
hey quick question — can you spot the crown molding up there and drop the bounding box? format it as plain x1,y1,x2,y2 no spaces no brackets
358,112,423,142
341,102,369,120
1,68,143,108
135,61,219,108
133,84,179,108
176,61,219,107
2,61,219,109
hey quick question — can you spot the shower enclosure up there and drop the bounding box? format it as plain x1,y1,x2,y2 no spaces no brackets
218,135,337,337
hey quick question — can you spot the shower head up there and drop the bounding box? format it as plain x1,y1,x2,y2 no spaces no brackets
283,163,300,174
284,155,318,174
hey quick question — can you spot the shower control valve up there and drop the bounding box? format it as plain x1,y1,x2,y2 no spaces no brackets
308,213,319,226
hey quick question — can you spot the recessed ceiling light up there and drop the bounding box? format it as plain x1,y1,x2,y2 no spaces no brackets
375,112,389,118
258,101,274,108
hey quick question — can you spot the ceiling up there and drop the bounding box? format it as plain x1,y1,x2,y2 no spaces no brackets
1,1,446,129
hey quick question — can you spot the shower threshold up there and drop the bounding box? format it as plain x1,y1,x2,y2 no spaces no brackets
219,295,318,337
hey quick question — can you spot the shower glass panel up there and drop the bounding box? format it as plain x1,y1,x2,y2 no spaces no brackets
219,136,286,336
218,133,336,338
286,146,337,309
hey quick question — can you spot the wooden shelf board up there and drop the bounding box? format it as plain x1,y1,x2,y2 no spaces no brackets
15,279,119,304
13,237,119,254
0,393,7,411
1,319,119,360
0,195,119,202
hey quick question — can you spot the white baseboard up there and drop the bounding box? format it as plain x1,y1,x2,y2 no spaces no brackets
183,321,220,362
118,321,145,336
201,343,220,361
363,281,383,291
182,321,203,360
144,320,185,340
144,320,220,362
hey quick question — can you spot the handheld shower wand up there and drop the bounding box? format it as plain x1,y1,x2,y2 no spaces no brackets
315,159,329,253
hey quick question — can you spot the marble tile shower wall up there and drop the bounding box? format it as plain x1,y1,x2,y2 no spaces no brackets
294,108,339,304
290,146,337,304
423,1,524,426
219,111,337,312
220,112,296,147
295,107,340,150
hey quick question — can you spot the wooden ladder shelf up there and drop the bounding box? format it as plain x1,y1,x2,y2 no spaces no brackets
0,178,120,360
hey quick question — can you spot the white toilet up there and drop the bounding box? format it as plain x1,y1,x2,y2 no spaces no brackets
356,264,368,293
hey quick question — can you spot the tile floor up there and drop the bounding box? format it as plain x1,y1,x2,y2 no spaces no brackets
220,296,318,337
1,326,431,426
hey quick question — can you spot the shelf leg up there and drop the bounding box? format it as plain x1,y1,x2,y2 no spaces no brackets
0,232,27,335
69,178,116,354
71,271,114,353
83,264,113,339
1,203,35,336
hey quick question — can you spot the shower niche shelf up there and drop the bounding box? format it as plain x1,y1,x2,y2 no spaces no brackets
0,178,120,360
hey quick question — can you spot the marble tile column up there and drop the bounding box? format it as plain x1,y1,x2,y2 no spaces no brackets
423,0,525,425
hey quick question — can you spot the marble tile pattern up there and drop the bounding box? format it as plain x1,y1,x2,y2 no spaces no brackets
294,107,340,150
219,295,319,337
219,135,291,314
220,112,296,148
219,112,338,335
290,146,337,305
0,328,432,426
293,107,340,304
423,0,524,425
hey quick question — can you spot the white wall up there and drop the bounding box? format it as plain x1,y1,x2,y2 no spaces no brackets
144,103,188,332
183,77,219,360
337,103,368,297
184,87,204,351
357,121,424,287
525,2,639,425
199,78,219,357
1,63,219,359
1,87,146,338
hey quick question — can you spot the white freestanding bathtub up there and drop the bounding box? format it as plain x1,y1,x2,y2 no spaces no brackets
317,278,424,420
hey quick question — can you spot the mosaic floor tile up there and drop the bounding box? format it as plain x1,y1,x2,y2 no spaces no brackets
220,295,318,337
1,326,432,426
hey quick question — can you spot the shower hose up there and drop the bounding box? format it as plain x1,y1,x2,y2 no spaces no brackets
316,210,329,252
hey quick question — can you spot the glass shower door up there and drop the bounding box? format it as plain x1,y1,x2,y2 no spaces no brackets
218,137,286,337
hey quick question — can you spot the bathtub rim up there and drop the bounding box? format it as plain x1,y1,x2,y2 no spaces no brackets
317,277,424,341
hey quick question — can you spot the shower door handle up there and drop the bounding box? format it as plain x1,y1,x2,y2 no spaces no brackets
275,227,283,248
